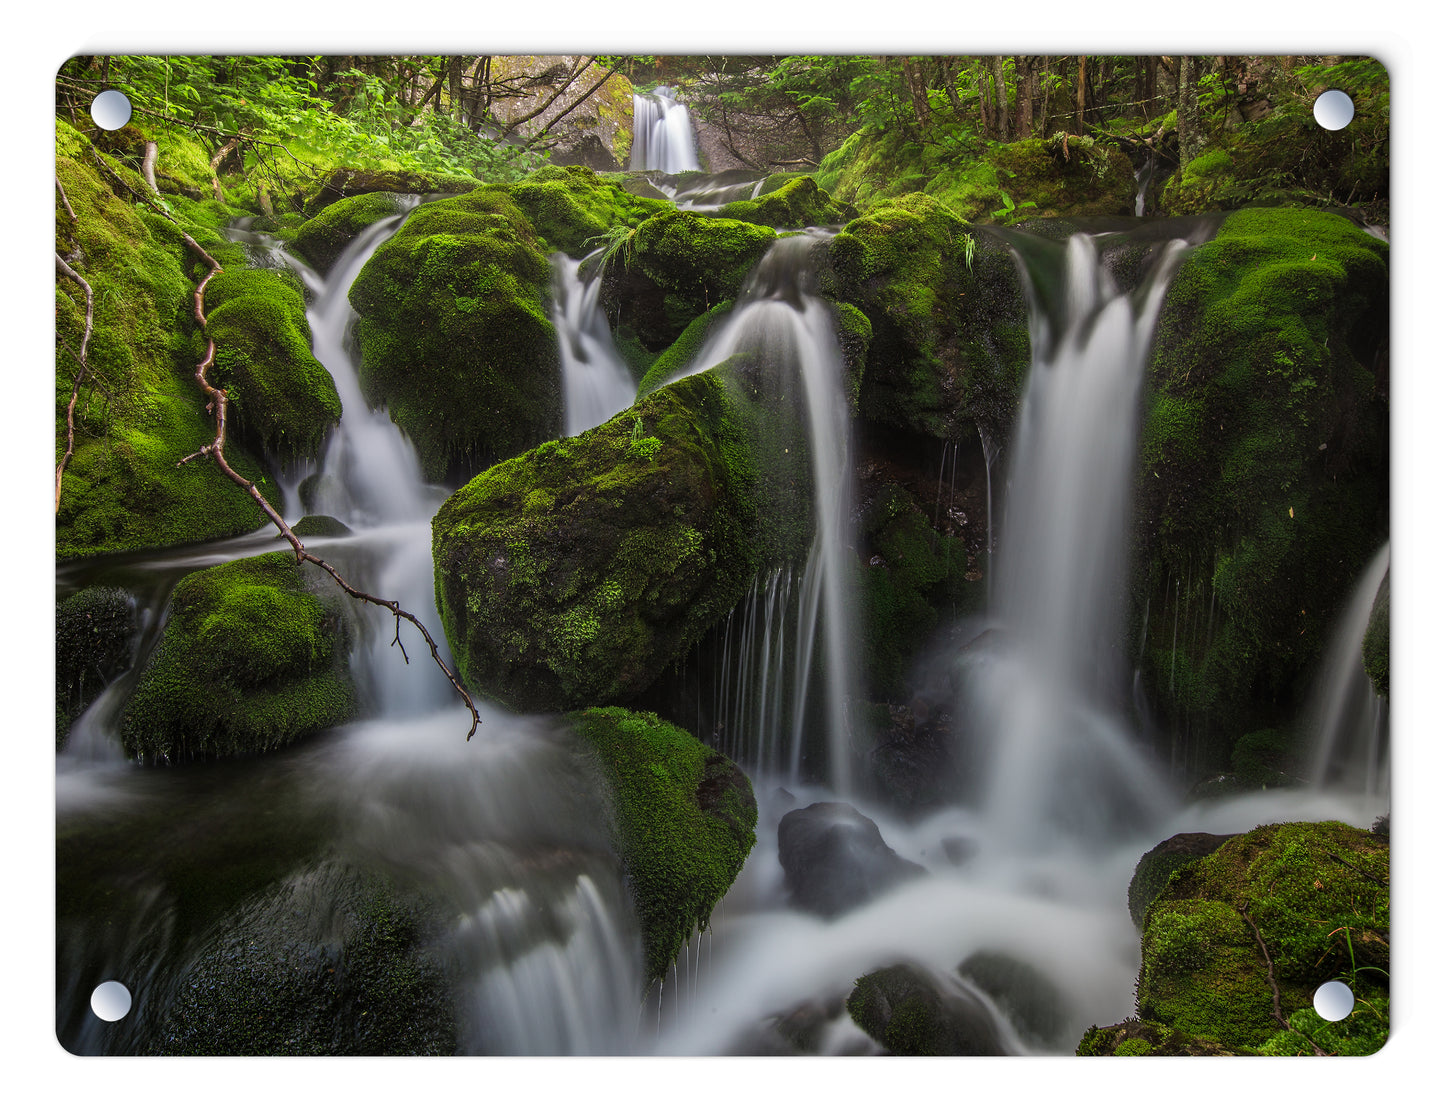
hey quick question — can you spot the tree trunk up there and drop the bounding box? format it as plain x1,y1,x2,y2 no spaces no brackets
1178,55,1204,165
990,55,1010,140
1016,56,1036,138
1076,56,1087,133
978,58,994,136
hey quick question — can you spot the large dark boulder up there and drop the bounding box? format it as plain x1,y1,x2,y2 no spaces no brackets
1133,208,1389,770
776,801,926,917
1127,831,1236,928
432,366,811,713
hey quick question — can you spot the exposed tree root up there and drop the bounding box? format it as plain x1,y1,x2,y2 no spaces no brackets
54,244,94,513
1242,905,1328,1056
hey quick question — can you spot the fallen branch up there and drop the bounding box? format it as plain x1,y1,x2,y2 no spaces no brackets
55,251,94,512
1242,906,1328,1056
76,149,483,738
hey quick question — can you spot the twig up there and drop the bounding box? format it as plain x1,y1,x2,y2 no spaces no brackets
1241,906,1328,1056
1327,853,1387,888
76,144,482,739
55,252,94,512
56,177,77,221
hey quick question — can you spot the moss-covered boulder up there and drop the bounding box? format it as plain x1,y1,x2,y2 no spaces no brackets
432,368,810,712
349,189,560,481
847,963,1005,1055
300,167,480,217
501,163,671,256
1133,208,1389,767
144,862,457,1054
989,135,1136,219
568,707,757,983
56,585,136,743
294,191,413,273
826,194,1030,444
607,211,777,352
55,119,282,559
119,552,356,761
1126,831,1235,928
1101,821,1390,1056
715,176,854,228
203,267,341,463
635,299,734,396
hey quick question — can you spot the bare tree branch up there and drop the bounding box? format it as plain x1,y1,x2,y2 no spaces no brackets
80,146,484,739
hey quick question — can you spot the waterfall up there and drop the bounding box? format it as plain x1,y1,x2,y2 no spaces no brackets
1308,543,1390,798
550,252,638,436
56,211,643,1056
630,86,700,173
667,231,860,793
965,233,1189,852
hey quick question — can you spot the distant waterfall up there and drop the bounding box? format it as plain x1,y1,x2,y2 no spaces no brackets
630,86,700,173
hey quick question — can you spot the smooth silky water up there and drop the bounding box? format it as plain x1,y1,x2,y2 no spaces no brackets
57,197,1389,1055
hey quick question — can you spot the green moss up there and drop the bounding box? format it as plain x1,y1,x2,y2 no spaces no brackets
504,164,670,256
826,193,1029,442
119,552,356,760
636,300,734,396
1134,821,1389,1055
349,189,560,481
301,167,481,217
55,586,136,743
860,483,979,698
567,707,756,983
294,191,413,273
432,368,809,711
1135,208,1389,757
847,964,999,1055
203,267,341,463
715,176,853,228
56,118,281,559
1231,728,1302,788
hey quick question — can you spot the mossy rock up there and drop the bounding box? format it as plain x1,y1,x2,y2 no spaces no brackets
349,189,561,482
56,120,281,559
1126,831,1235,928
846,963,1004,1055
294,191,413,273
826,193,1029,444
144,861,457,1054
432,368,811,712
203,267,342,463
715,176,854,228
859,482,978,699
1132,821,1389,1054
1362,568,1389,699
1133,208,1389,762
119,552,357,761
501,163,671,256
56,585,136,744
301,167,480,217
989,135,1136,220
610,210,777,351
636,300,734,397
567,707,756,984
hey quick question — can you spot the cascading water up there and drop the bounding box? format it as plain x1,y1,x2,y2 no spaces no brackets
1309,543,1390,798
662,230,861,794
964,233,1188,854
550,251,638,436
55,211,643,1055
630,86,700,173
